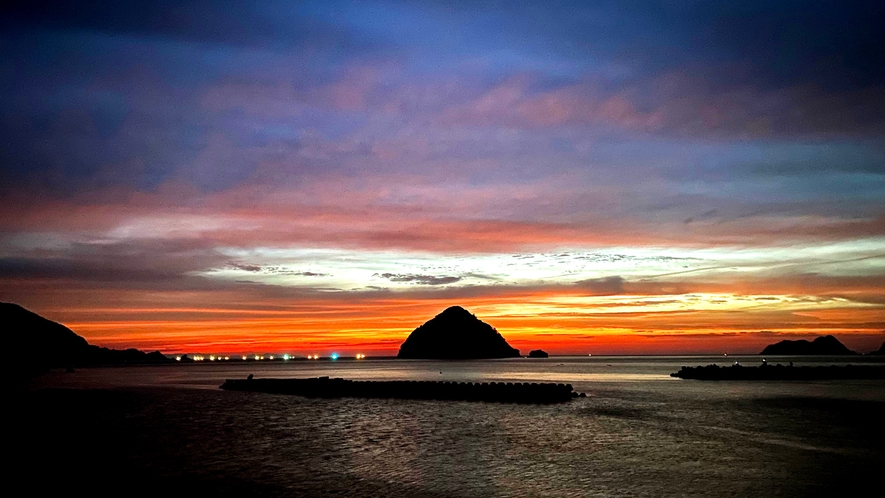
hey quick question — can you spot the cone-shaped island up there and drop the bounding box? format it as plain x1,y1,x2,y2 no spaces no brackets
397,306,520,359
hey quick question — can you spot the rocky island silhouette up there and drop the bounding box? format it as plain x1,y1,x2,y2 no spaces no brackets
759,335,857,355
397,306,520,359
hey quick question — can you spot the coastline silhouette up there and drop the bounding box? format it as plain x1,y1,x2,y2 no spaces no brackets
2,302,171,381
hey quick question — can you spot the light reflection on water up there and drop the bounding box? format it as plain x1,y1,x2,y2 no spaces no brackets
35,354,885,396
25,355,885,497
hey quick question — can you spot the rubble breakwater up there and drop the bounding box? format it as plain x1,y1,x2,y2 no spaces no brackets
220,376,584,403
671,363,885,380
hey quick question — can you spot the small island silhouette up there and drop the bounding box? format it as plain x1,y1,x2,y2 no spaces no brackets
397,306,520,359
2,302,172,381
759,335,857,355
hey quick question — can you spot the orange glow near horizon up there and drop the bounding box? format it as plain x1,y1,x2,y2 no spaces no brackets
38,286,885,355
4,216,883,356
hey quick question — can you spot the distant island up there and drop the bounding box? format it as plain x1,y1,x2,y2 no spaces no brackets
2,302,172,381
759,335,857,355
869,341,885,356
528,349,549,358
397,306,520,359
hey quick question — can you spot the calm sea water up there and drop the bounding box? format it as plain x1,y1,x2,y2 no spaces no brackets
15,356,885,497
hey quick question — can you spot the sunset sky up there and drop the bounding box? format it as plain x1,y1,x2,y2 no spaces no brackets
1,1,883,355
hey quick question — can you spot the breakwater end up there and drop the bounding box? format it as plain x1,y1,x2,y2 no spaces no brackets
220,377,583,403
671,364,885,380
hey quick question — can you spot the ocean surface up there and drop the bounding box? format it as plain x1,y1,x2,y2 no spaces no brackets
14,355,885,497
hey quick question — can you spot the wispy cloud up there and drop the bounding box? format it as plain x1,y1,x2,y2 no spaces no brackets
374,273,461,286
1,0,883,353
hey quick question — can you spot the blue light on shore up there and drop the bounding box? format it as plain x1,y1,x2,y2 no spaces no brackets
330,353,339,360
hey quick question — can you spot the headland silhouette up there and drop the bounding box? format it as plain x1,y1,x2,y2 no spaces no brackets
2,302,171,381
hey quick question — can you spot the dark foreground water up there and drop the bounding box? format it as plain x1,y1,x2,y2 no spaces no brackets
13,356,885,497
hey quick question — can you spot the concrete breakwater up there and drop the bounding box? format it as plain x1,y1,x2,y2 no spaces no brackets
671,363,885,380
220,376,583,403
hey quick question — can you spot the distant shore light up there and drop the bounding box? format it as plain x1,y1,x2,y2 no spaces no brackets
330,353,339,360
